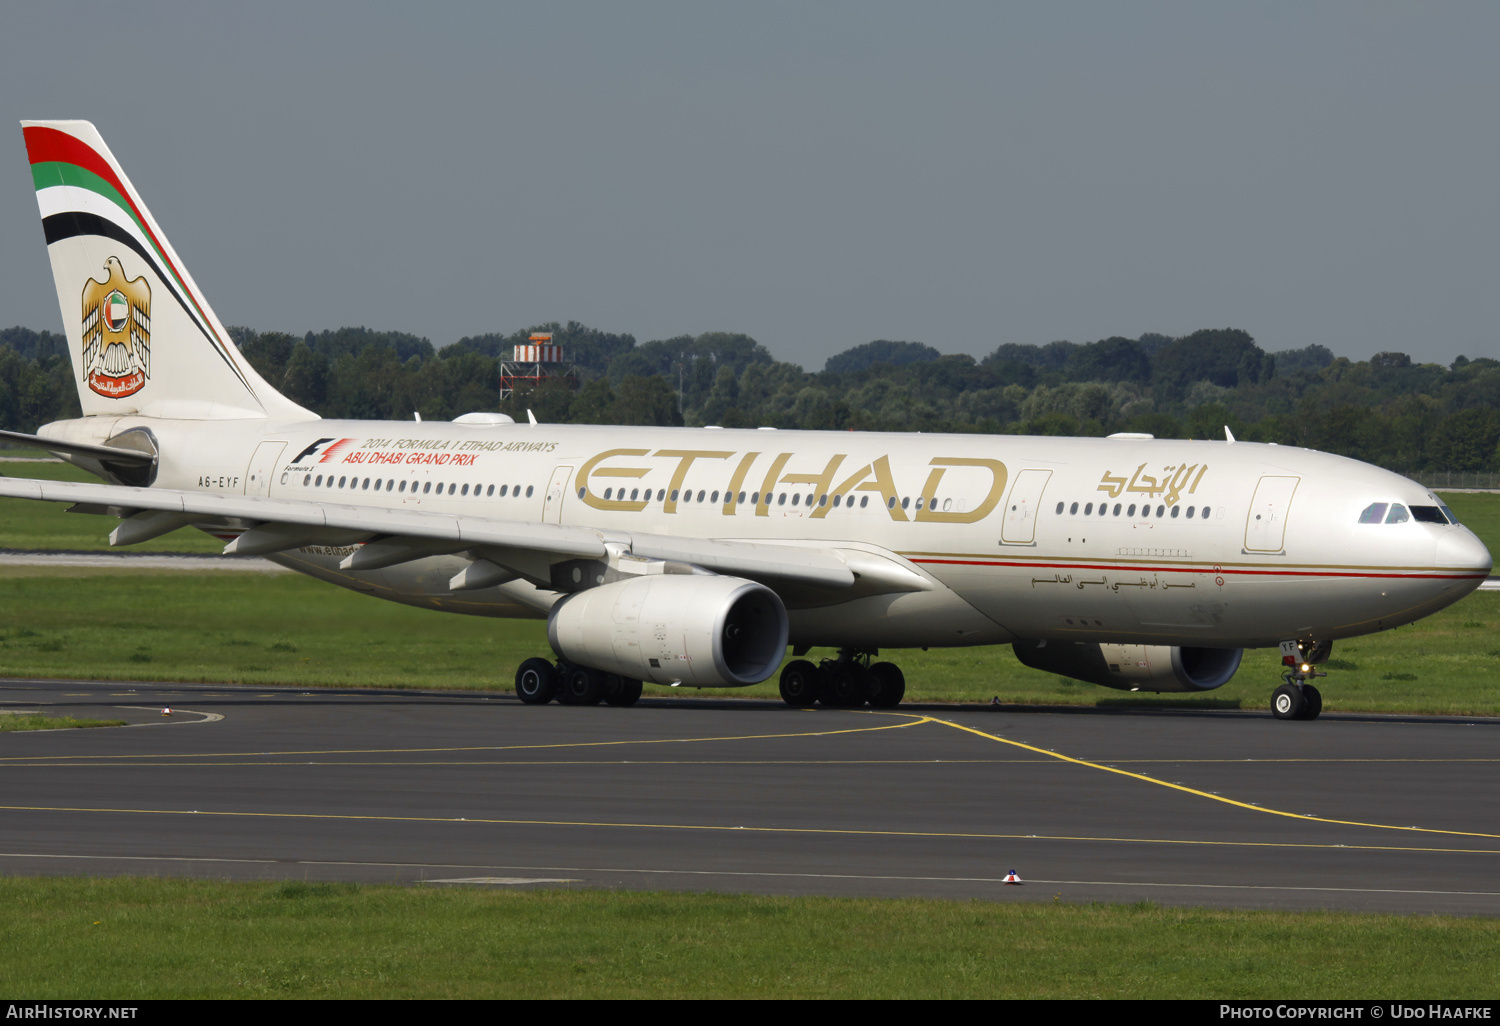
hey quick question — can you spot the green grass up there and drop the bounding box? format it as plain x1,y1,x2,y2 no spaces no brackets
0,568,1498,714
0,713,127,731
1,877,1496,998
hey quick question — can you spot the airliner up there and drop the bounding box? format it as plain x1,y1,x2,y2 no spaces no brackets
2,120,1490,720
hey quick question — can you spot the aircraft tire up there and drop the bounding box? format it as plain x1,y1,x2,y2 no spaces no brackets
1271,683,1306,720
866,662,906,708
821,664,864,707
515,658,558,705
604,676,644,707
779,660,822,707
561,666,606,706
1298,683,1323,721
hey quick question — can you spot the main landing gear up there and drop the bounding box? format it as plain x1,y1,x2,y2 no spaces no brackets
514,657,643,707
779,649,906,709
1271,640,1330,721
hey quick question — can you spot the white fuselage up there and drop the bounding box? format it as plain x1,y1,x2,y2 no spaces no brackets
43,414,1493,654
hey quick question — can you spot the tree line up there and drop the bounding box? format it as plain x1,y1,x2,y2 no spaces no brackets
3,321,1500,475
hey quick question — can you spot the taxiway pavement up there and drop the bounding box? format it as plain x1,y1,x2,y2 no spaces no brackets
1,678,1497,915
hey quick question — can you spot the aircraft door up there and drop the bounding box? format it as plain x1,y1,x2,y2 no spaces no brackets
245,441,287,497
543,465,573,524
1000,469,1053,544
1244,475,1299,552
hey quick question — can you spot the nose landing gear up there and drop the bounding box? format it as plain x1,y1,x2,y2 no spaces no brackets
1272,640,1329,721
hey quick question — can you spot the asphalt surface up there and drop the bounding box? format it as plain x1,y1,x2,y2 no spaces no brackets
1,678,1498,915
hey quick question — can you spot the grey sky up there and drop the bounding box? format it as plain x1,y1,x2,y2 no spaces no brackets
2,2,1496,369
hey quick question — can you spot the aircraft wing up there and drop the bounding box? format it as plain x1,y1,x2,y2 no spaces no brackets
0,476,868,590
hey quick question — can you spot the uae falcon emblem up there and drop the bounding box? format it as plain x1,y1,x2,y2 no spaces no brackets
81,256,151,398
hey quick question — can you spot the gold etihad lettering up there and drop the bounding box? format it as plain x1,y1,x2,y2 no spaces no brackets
656,450,734,513
722,452,761,514
574,447,1011,525
755,453,794,516
782,454,847,517
828,455,907,521
577,448,652,511
914,457,1007,523
1097,462,1207,507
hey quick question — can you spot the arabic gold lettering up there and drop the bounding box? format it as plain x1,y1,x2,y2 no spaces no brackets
1189,464,1208,494
1163,463,1197,506
1124,463,1155,496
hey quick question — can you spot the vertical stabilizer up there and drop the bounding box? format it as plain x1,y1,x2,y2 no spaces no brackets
22,120,315,421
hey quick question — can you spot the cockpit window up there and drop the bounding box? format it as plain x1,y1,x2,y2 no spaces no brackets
1385,504,1409,524
1358,503,1388,524
1440,505,1460,525
1411,506,1447,524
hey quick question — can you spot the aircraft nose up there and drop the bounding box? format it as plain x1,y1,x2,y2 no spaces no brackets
1436,529,1493,575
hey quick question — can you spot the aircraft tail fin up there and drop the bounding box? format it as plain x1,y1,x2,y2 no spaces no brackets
21,120,315,422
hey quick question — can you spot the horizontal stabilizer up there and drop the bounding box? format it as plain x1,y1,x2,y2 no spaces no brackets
0,428,154,465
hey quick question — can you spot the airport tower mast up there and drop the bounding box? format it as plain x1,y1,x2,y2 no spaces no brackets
499,332,578,402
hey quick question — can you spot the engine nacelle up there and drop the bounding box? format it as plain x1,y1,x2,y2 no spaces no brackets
1012,641,1242,693
547,574,789,687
